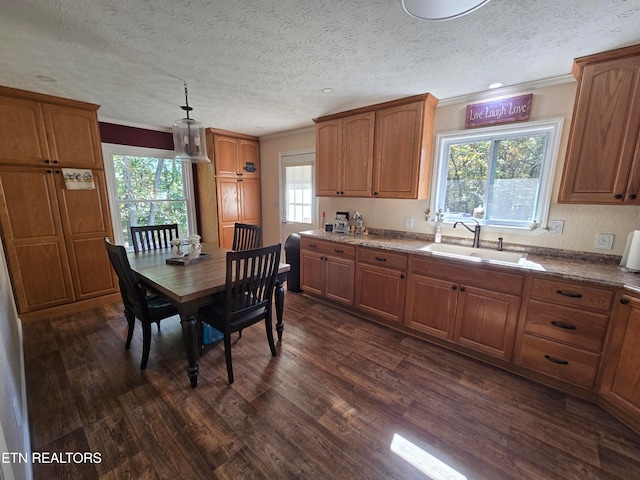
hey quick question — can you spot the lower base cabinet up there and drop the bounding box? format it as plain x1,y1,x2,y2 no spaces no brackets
599,293,640,426
300,238,355,306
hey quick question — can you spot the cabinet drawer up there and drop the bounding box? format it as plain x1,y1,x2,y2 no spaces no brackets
300,238,356,258
518,334,600,388
524,299,608,352
410,257,523,295
529,277,614,313
358,247,407,270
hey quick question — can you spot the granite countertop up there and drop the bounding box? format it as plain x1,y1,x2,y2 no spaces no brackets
298,229,640,293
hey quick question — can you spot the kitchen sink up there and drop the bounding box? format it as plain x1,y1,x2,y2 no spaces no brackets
418,243,528,265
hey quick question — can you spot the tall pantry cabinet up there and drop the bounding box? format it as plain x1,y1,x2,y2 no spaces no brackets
0,86,117,317
196,128,261,250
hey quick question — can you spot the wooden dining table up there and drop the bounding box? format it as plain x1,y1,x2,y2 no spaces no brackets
127,243,290,387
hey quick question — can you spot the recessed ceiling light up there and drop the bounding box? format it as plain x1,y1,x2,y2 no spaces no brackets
321,88,334,94
488,82,503,89
402,0,492,21
36,75,57,82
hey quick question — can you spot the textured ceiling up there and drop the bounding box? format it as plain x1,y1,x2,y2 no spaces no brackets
0,0,639,136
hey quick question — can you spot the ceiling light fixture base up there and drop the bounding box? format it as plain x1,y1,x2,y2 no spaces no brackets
401,0,492,21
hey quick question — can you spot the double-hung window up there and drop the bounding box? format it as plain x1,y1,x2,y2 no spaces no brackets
103,144,196,249
431,119,563,230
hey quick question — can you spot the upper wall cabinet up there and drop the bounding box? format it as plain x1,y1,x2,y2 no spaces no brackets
314,93,438,199
316,112,374,197
559,44,640,205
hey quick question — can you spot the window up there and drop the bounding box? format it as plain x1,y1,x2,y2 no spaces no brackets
431,119,563,230
285,164,313,223
103,144,196,249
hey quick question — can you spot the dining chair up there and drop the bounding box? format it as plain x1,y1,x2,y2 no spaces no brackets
232,223,262,251
130,223,179,253
104,237,179,370
197,243,281,384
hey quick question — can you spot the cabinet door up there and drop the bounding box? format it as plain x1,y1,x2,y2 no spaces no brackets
315,120,342,196
342,112,374,197
214,135,240,177
238,139,260,178
356,263,406,322
240,178,262,225
559,55,640,204
41,104,103,168
374,102,424,198
0,166,74,312
404,274,457,340
600,295,640,416
0,96,50,166
216,178,241,249
300,250,325,296
454,285,521,360
324,256,355,306
55,170,117,300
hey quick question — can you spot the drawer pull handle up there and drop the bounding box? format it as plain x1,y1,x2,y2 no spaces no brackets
556,289,582,299
374,257,387,262
334,249,344,253
309,244,317,248
550,320,576,330
544,355,569,365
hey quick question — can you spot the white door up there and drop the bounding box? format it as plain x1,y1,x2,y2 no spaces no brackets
280,151,317,244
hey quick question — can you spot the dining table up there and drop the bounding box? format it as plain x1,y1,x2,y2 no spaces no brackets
127,243,290,387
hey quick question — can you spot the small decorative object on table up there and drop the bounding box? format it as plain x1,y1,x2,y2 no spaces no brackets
187,234,202,259
170,237,184,257
166,234,211,265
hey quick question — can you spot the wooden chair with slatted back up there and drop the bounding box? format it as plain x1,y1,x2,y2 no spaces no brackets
197,243,281,384
232,223,262,251
104,237,179,369
130,224,179,253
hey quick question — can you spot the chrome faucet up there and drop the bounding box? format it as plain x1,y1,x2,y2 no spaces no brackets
453,219,481,248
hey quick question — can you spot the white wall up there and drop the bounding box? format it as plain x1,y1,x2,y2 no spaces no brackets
0,237,32,480
260,82,640,255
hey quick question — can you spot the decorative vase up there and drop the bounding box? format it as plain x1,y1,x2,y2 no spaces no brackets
172,245,183,257
188,243,201,259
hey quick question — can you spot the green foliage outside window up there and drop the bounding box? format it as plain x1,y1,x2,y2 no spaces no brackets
113,155,189,246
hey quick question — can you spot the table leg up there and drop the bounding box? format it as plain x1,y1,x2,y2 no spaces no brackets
180,312,199,387
274,276,285,340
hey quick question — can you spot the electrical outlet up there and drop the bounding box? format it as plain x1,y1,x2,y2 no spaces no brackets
595,233,614,250
548,220,564,234
404,217,414,229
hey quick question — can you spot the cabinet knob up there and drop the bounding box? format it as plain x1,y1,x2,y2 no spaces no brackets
44,159,50,164
629,194,638,200
46,169,52,173
621,298,630,305
400,274,405,279
614,194,623,200
452,285,457,290
374,192,379,196
52,160,58,164
459,286,466,292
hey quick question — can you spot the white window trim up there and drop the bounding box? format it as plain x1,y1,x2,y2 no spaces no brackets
430,118,564,233
102,143,197,247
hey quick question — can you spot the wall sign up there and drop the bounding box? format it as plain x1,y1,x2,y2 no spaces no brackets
465,93,533,128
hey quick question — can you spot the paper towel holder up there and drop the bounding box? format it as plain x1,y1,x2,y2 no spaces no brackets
620,230,640,272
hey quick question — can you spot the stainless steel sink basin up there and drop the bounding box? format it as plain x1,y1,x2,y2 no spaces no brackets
418,243,527,265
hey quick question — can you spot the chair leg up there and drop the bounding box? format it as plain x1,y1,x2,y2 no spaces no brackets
124,310,135,349
223,332,234,384
140,321,152,370
265,314,277,357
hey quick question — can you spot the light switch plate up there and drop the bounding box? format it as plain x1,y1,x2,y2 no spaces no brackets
404,217,414,229
595,233,614,249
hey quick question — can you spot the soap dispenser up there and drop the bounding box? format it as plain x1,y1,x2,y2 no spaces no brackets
435,224,442,243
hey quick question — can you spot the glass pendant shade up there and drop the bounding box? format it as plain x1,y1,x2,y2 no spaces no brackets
402,0,491,21
172,117,209,163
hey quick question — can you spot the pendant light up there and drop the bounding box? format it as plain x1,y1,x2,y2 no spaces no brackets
401,0,491,21
172,82,210,163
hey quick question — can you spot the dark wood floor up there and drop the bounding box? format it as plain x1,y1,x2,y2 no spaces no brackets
24,291,640,479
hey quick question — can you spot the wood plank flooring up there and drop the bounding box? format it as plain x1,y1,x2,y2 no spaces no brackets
24,292,640,479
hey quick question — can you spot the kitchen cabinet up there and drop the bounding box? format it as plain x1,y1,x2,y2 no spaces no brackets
216,177,261,250
315,112,374,197
300,238,355,306
0,87,117,315
599,292,640,431
404,257,523,360
373,99,435,199
559,44,640,205
356,248,407,323
313,93,438,199
515,277,614,389
198,129,262,249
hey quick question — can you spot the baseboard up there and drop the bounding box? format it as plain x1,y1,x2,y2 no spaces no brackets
19,293,121,324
